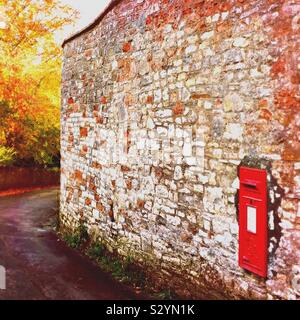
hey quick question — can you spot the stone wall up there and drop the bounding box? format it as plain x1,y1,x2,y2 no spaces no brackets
61,0,300,299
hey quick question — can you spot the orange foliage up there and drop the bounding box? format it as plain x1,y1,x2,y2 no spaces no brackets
0,0,78,166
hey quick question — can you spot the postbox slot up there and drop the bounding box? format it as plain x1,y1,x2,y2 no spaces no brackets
241,179,259,189
242,183,256,190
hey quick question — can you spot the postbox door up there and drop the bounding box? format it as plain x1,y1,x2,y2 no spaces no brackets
239,167,268,278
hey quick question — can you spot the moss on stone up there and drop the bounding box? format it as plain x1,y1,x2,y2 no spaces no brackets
239,155,270,170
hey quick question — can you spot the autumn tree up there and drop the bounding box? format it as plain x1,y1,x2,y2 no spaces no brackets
0,0,78,166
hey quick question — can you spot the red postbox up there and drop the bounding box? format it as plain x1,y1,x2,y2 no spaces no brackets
238,167,268,278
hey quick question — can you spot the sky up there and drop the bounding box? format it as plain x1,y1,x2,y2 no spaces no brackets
57,0,111,42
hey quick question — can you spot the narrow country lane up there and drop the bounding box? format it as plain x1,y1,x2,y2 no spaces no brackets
0,188,142,300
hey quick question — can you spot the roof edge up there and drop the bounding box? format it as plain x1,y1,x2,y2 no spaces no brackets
62,0,123,48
